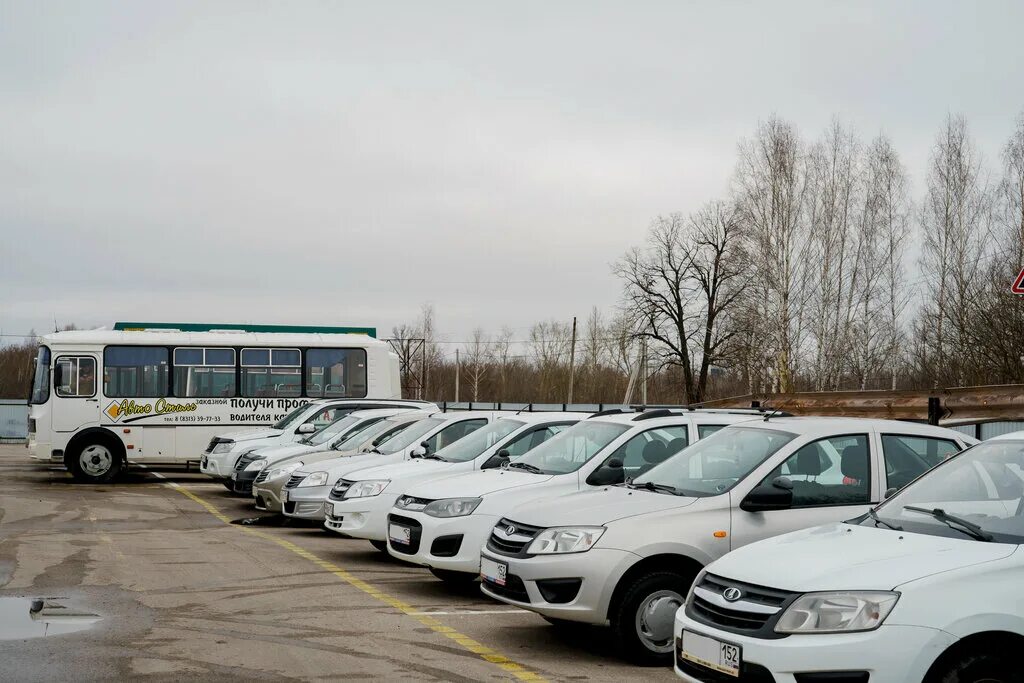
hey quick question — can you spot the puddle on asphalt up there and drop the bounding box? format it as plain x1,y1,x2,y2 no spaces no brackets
230,515,286,526
0,598,102,640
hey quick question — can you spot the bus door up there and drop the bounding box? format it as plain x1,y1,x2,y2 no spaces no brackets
52,354,100,432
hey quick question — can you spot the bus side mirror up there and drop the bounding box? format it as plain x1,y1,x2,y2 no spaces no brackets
297,423,316,435
740,476,794,512
587,458,624,486
482,449,511,470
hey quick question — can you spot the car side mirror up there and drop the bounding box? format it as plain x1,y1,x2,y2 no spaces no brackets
410,444,427,458
740,476,794,512
587,458,624,486
297,423,316,435
884,487,898,500
482,449,511,470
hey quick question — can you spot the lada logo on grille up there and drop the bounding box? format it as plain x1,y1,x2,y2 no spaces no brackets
722,587,742,602
505,525,516,535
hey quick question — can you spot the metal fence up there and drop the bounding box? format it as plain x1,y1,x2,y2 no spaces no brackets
951,421,1024,441
0,399,28,442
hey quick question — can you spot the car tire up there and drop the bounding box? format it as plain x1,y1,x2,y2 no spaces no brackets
935,649,1019,683
430,568,477,584
610,570,694,666
67,435,124,484
370,540,388,552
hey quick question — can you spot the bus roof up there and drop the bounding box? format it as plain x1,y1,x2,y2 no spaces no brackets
112,322,376,337
39,329,389,348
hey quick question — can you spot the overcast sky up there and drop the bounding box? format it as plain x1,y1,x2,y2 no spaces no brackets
2,1,1023,352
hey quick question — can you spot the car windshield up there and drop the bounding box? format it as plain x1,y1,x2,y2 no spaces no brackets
633,426,796,497
376,417,444,454
29,346,50,404
509,420,629,475
869,439,1024,543
434,419,525,463
333,416,414,451
273,403,315,430
306,415,363,445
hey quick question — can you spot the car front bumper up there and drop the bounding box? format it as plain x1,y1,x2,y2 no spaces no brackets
479,546,637,625
281,485,331,521
252,476,289,513
200,451,238,478
673,609,955,683
229,467,261,494
385,510,498,574
324,493,399,541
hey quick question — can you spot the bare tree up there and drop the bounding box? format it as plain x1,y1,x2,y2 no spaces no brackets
733,116,811,392
462,328,491,402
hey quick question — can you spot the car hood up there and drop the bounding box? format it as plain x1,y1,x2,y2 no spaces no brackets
709,523,1019,592
404,468,554,499
319,451,407,478
220,428,283,443
250,443,320,462
506,485,698,527
346,458,454,483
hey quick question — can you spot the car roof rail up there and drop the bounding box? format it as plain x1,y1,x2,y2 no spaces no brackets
632,408,682,421
588,408,632,419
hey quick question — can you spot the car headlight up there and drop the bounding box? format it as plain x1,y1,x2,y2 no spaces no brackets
266,461,303,480
244,458,267,472
344,480,390,498
422,497,482,517
775,591,900,634
297,471,329,487
526,526,605,554
211,441,235,454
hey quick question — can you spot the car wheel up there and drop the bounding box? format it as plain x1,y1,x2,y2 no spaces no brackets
935,649,1018,683
67,437,123,484
370,540,388,552
430,568,477,584
611,570,694,666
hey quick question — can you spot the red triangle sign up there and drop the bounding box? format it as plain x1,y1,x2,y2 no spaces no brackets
1013,267,1024,294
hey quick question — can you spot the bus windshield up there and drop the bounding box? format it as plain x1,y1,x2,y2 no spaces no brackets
30,347,50,404
272,404,314,430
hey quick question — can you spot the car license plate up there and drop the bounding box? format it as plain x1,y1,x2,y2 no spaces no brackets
480,557,507,586
678,630,741,677
389,524,411,545
281,490,288,503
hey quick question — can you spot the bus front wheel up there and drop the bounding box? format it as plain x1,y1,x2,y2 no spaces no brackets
67,436,124,484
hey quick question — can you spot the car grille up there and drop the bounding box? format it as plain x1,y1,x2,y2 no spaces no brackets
485,518,544,557
234,453,258,472
387,513,423,555
328,479,355,502
254,470,270,485
685,573,797,640
482,573,530,603
284,474,306,489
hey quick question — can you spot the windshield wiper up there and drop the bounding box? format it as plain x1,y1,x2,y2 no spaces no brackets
867,508,902,531
507,462,544,474
629,481,680,495
903,505,993,542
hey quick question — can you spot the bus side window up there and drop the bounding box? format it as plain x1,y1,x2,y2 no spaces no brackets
55,356,96,398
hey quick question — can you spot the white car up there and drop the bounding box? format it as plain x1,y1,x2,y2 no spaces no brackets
199,398,435,480
388,409,765,583
673,431,1022,683
325,412,588,548
228,408,419,495
479,417,976,664
251,411,430,513
277,411,509,526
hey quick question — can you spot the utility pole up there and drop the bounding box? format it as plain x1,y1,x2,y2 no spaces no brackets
640,337,648,405
567,316,577,404
454,348,460,403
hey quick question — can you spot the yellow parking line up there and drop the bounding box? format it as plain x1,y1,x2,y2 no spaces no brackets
165,481,547,682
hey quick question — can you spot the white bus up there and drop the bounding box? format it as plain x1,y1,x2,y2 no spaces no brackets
26,323,403,483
